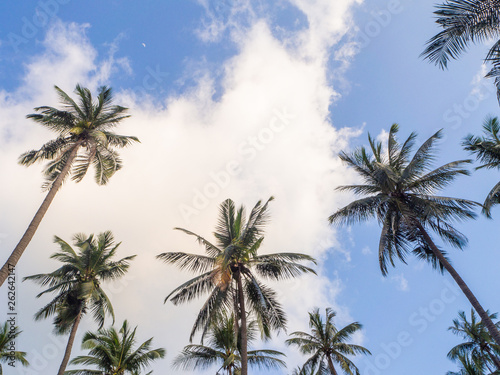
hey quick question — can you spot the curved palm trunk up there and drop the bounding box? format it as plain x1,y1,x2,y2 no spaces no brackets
326,354,338,375
57,309,83,375
414,221,500,347
236,270,248,375
0,143,81,287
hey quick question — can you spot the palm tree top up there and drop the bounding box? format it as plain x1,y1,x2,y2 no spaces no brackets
286,308,370,375
329,124,479,275
20,84,139,189
158,197,316,344
66,320,166,375
24,231,136,331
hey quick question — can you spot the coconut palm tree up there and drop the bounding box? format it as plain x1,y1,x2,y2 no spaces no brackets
65,320,165,375
0,322,29,374
0,84,138,287
448,309,500,372
158,197,316,375
24,231,136,375
286,308,370,375
421,0,500,101
328,124,500,346
463,117,500,216
172,312,286,374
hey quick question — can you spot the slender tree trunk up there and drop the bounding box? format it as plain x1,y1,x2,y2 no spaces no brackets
0,143,81,287
414,221,500,347
326,354,338,375
57,309,83,375
236,269,248,375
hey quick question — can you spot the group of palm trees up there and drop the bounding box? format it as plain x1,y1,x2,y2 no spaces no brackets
2,1,500,374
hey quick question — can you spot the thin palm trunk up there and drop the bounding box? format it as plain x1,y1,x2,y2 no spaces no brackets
326,354,338,375
57,308,83,375
236,269,248,375
0,143,81,287
414,220,500,347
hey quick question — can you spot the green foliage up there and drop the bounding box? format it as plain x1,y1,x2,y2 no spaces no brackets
20,84,138,190
329,124,478,275
24,231,136,333
447,309,500,374
421,0,500,101
0,322,29,373
65,320,165,375
172,312,285,374
286,308,370,375
463,117,500,216
158,197,316,341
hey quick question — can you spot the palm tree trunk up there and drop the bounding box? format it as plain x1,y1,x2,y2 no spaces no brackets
414,221,500,347
326,354,338,375
57,309,83,375
0,143,81,287
236,269,248,375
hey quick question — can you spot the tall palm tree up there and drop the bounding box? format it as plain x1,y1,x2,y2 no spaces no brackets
0,322,29,374
157,197,316,375
328,124,500,346
286,308,370,375
172,312,286,374
24,231,136,375
421,0,500,101
0,84,138,287
448,309,500,372
65,320,165,375
463,117,500,216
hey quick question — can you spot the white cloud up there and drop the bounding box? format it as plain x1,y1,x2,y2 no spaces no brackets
390,273,409,292
1,0,364,372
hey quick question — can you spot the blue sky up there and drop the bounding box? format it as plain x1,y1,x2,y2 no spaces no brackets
1,0,499,374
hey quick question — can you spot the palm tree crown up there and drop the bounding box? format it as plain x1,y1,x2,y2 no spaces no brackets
22,84,138,188
448,309,500,372
172,312,286,375
329,124,477,274
421,0,500,101
0,84,138,288
24,231,136,375
286,308,371,375
66,320,166,375
158,197,316,375
463,116,500,216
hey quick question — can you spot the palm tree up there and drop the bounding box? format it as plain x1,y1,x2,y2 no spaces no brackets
24,231,136,375
0,322,29,373
286,308,370,375
65,320,165,375
157,197,316,375
446,353,499,375
463,117,500,216
448,309,500,372
0,84,138,287
329,124,500,346
421,0,500,101
172,312,286,374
